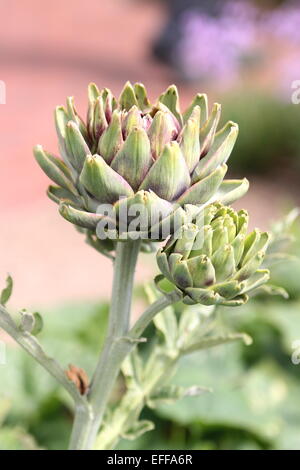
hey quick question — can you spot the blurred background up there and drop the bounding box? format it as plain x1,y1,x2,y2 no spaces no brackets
0,0,300,451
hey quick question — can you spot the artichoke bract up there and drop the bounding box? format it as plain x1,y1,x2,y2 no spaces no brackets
156,203,271,306
34,82,248,240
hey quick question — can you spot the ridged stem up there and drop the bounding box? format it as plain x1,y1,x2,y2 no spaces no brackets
69,240,141,450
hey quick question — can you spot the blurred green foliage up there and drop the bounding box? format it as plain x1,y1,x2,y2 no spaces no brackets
0,221,300,450
221,90,300,174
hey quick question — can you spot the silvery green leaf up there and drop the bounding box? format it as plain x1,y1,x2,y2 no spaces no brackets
177,305,217,351
148,384,211,408
147,384,185,408
181,332,253,356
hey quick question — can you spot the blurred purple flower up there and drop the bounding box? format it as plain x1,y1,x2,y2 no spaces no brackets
176,1,257,84
266,3,300,45
175,0,300,87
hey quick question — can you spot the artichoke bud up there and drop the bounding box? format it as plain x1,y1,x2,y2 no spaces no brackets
98,110,123,164
157,203,270,306
37,82,246,241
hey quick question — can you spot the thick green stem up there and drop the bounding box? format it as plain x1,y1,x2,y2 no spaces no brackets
69,240,141,450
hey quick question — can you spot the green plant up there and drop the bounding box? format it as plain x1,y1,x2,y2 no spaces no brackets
221,90,300,174
0,82,297,450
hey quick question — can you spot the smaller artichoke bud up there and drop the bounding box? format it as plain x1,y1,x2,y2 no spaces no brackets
156,203,271,306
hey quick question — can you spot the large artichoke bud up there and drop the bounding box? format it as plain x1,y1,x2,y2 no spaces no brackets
156,203,271,306
34,82,248,241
